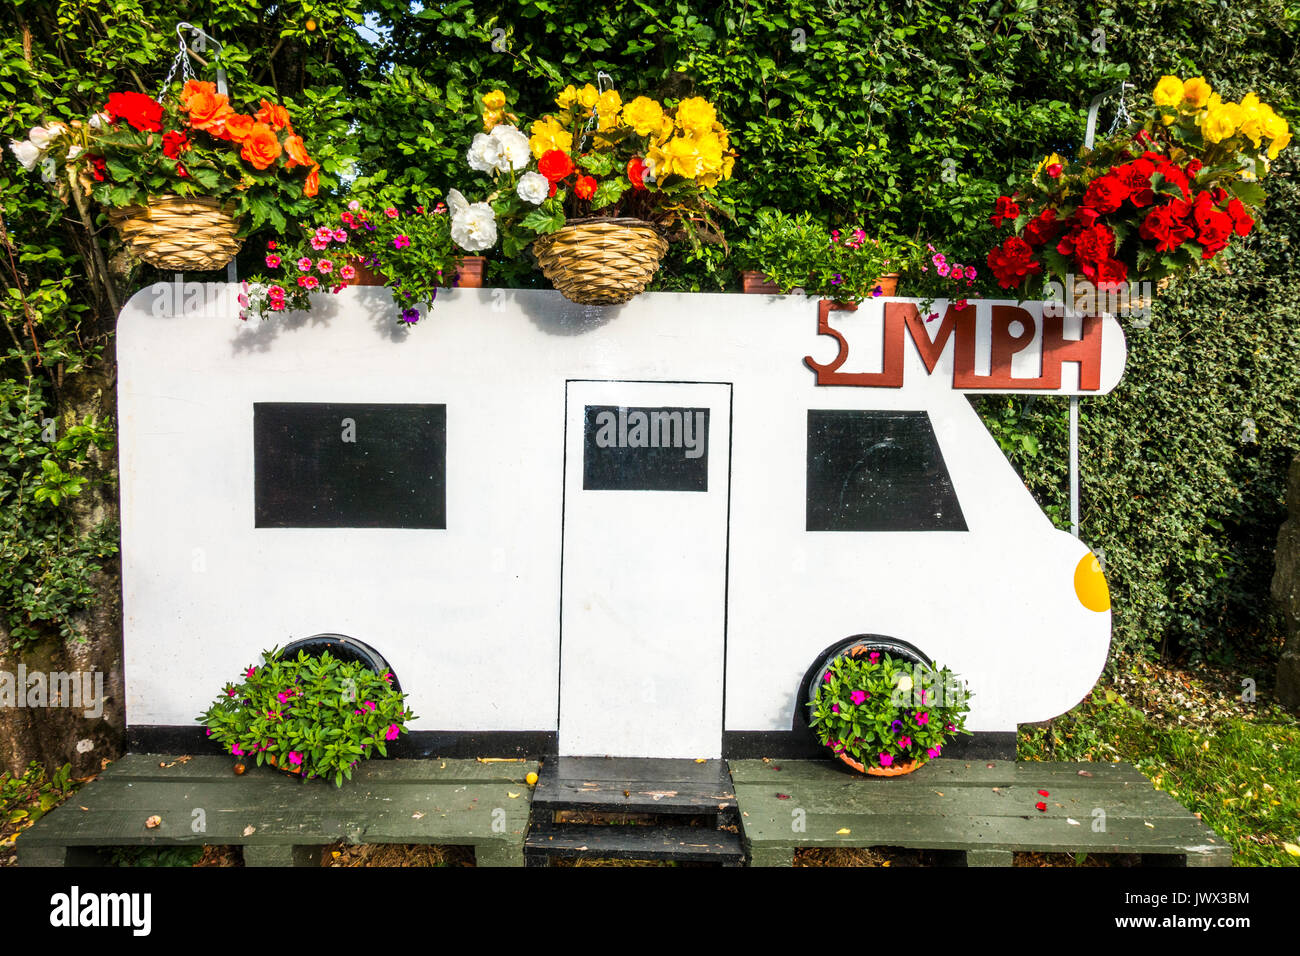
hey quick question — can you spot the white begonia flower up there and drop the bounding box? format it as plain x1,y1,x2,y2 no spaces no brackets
88,112,110,130
516,171,549,205
28,123,66,151
446,188,470,217
467,133,496,173
450,201,498,252
9,139,41,172
66,145,83,161
488,125,531,173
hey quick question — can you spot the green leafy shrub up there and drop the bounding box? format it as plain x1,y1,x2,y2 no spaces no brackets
199,648,416,787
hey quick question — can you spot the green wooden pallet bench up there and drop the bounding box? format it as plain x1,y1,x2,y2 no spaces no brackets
730,759,1231,867
17,754,537,867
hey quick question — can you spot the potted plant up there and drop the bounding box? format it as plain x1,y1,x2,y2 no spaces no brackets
240,196,467,324
985,74,1291,312
444,84,735,305
737,209,901,302
806,644,971,776
11,80,321,272
198,647,415,787
894,237,991,322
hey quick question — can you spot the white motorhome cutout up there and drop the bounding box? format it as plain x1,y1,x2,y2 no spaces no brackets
117,285,1119,758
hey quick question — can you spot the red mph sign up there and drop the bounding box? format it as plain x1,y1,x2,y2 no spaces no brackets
805,299,1127,395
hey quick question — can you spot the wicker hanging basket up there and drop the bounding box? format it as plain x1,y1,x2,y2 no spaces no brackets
531,217,669,306
109,195,243,272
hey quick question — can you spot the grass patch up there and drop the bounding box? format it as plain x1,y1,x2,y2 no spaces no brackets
1019,671,1300,867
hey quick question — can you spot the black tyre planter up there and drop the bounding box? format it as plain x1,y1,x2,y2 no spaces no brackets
798,634,932,731
279,633,402,695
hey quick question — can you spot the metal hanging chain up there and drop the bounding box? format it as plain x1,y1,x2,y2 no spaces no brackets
576,70,615,152
1105,81,1135,138
156,22,228,103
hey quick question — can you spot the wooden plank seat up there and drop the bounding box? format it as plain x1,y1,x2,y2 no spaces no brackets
17,754,537,867
730,758,1231,867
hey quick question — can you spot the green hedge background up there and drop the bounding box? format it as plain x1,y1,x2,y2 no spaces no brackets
1,0,1297,673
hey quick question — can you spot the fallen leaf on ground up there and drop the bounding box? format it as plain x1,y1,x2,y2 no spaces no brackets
242,825,256,837
412,811,425,820
145,815,161,829
836,828,851,835
507,791,521,798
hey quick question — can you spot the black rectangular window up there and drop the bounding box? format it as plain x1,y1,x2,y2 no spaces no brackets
582,405,709,491
806,409,966,532
254,402,446,529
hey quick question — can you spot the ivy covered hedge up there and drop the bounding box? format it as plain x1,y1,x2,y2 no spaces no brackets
0,0,1296,667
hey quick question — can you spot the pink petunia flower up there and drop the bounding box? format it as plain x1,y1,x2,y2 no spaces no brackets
393,235,410,249
339,265,357,281
916,711,929,724
288,751,302,766
385,207,399,219
927,746,942,758
296,257,312,272
849,690,867,705
831,704,840,714
232,743,244,756
879,753,893,767
899,735,912,748
317,259,334,274
332,229,348,243
385,724,400,741
303,275,320,290
348,199,361,211
245,666,257,678
265,255,281,269
310,235,329,251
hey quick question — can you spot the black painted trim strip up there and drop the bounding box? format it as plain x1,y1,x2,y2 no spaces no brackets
128,726,558,760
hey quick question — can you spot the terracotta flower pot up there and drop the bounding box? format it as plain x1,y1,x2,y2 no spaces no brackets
740,271,899,297
343,255,487,289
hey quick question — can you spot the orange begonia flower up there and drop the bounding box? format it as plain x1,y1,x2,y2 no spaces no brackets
180,80,234,137
255,98,293,132
283,134,313,170
240,123,283,170
224,113,256,144
303,163,320,198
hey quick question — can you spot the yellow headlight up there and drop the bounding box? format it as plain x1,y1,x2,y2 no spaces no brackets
1074,553,1110,612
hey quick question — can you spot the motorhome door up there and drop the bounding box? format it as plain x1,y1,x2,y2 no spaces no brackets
558,380,732,758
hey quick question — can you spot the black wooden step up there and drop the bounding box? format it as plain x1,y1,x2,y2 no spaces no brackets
525,824,746,864
531,756,737,816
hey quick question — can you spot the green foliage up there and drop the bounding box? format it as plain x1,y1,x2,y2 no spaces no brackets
1019,686,1300,867
199,648,416,788
0,375,117,649
1,761,74,827
807,650,971,769
105,845,205,866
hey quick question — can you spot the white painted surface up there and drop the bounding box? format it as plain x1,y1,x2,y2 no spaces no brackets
558,381,730,757
117,286,1117,750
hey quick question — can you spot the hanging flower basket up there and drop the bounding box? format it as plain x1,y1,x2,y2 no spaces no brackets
108,195,243,271
531,217,669,306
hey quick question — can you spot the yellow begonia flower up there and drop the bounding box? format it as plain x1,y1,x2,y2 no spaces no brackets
1181,77,1212,109
1153,75,1185,107
692,129,724,176
1237,94,1265,147
595,89,622,131
556,85,579,110
577,84,600,111
623,96,665,136
482,109,505,132
529,116,573,159
675,96,717,134
1201,102,1241,144
482,90,507,111
1268,127,1291,160
656,114,676,144
664,135,703,179
644,142,669,181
